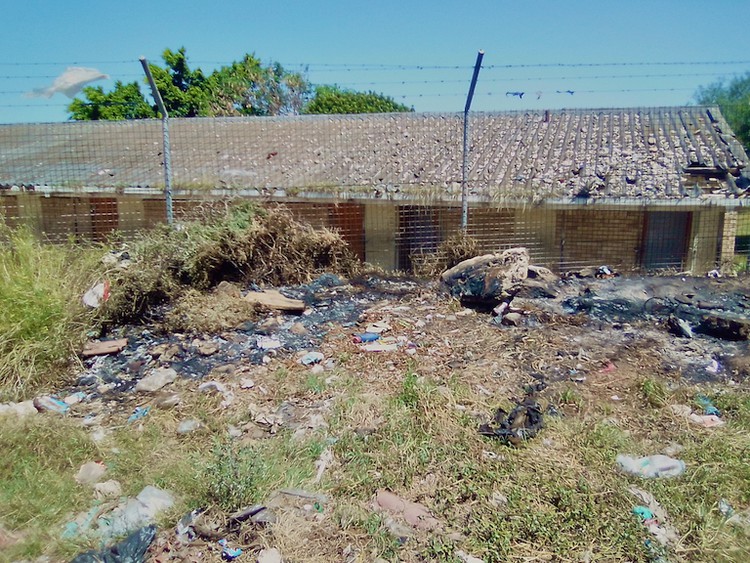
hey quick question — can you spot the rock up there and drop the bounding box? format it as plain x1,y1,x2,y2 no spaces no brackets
94,480,123,499
153,392,181,409
699,314,750,340
374,490,442,531
667,316,693,338
135,368,178,393
527,264,557,283
0,525,21,550
215,281,242,299
257,547,283,563
289,322,308,335
197,341,219,356
0,400,37,418
75,461,108,486
502,312,523,326
240,378,255,389
82,338,128,358
177,419,202,435
244,289,305,312
441,248,529,307
456,550,485,563
198,381,234,407
517,277,559,299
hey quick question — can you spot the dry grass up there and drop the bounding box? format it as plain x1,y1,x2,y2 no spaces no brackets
102,204,360,324
411,231,480,277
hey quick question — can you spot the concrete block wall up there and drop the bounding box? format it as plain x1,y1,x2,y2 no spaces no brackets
556,209,645,271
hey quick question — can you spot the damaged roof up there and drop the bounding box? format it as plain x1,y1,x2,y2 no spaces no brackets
0,106,748,201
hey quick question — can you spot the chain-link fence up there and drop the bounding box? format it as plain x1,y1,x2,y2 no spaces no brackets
1,108,749,273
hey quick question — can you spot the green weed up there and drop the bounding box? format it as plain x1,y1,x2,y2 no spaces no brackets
0,226,102,399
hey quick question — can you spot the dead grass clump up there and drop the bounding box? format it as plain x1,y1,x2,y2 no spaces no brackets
411,231,480,277
102,204,360,324
163,289,261,333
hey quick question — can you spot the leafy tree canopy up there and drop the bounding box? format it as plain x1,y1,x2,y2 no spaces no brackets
695,72,750,153
69,49,410,120
303,85,412,115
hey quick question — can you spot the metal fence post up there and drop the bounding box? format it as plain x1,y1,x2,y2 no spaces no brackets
461,50,484,231
140,57,173,225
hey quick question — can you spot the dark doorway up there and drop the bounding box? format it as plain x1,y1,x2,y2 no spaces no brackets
643,211,691,269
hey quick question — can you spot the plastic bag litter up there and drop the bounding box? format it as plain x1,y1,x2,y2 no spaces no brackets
616,454,685,478
70,524,156,563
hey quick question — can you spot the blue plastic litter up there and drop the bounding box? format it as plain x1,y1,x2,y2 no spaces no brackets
353,332,380,343
127,406,151,424
696,395,721,417
218,539,242,561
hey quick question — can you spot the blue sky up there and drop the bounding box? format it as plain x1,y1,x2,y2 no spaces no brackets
2,0,748,124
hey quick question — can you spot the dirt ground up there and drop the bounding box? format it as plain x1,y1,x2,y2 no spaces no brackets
6,271,750,562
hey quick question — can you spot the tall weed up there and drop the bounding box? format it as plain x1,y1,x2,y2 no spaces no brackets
0,226,100,399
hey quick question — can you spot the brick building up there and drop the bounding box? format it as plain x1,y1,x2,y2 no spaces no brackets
1,107,749,272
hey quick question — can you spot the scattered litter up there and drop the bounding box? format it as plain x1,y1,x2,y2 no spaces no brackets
456,550,484,563
669,404,692,417
688,413,725,428
696,394,721,416
719,499,734,517
198,381,235,408
134,367,177,393
70,524,155,563
82,280,110,308
66,486,174,543
478,383,545,445
374,489,442,530
33,395,69,414
257,547,283,563
177,419,202,435
300,351,325,365
362,341,398,352
94,480,123,500
82,338,128,357
629,486,680,546
218,538,242,561
239,378,255,389
727,509,750,530
75,461,108,486
127,406,151,424
365,321,391,334
616,454,685,478
64,391,87,405
352,332,380,343
705,359,721,375
314,448,334,483
256,335,282,350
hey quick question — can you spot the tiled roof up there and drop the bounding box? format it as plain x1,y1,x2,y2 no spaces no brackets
0,107,748,201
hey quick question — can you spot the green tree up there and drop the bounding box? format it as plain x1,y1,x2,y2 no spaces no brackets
302,85,412,114
68,81,155,120
69,48,311,120
68,49,413,120
695,72,750,152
